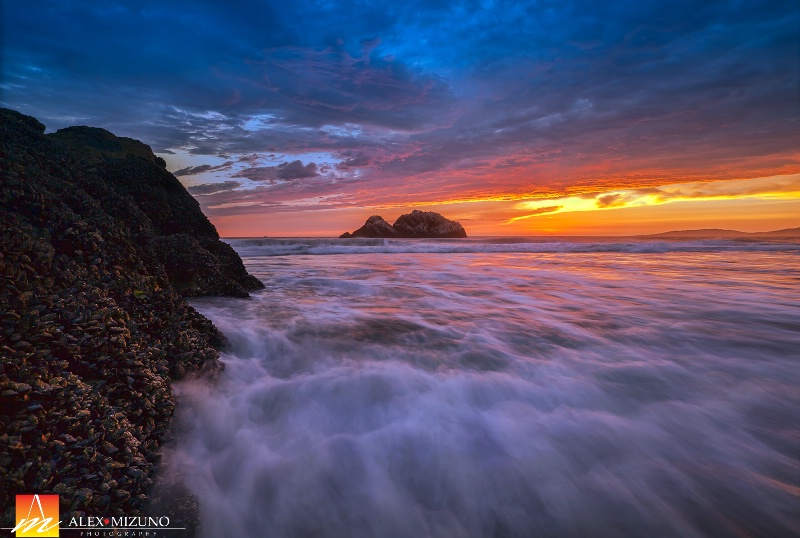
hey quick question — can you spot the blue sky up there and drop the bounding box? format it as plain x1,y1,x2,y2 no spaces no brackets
2,0,798,235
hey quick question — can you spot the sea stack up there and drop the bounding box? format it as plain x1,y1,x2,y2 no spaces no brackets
340,210,467,238
341,215,401,238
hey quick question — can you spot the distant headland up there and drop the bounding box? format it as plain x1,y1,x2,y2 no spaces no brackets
641,227,800,238
340,210,467,238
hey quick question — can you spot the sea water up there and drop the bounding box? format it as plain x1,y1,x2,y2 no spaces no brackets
169,237,799,537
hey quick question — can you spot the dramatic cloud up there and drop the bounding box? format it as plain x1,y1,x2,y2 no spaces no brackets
2,0,798,234
234,160,319,182
596,194,628,209
336,150,374,169
174,161,234,177
275,161,318,180
506,206,564,223
187,181,242,195
237,154,267,164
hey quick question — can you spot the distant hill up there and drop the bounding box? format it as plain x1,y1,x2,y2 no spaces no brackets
753,227,800,237
643,227,800,238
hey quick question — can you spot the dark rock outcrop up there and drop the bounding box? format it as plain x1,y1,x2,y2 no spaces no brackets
48,126,166,165
393,210,467,238
341,215,401,238
153,235,262,297
0,108,262,528
340,210,467,238
46,124,263,297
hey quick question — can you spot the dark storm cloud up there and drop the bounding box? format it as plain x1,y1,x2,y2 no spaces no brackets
1,0,455,141
2,0,798,204
237,154,266,164
335,150,375,169
195,173,365,217
187,180,242,195
233,160,318,182
275,161,318,180
174,161,234,177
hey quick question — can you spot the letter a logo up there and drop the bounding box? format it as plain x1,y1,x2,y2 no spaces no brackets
12,495,60,537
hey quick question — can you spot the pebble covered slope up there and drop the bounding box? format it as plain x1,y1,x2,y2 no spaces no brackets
0,109,262,526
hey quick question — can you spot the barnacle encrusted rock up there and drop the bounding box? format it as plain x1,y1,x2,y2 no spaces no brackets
0,107,261,529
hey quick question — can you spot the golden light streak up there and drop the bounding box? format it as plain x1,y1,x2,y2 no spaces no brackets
507,174,800,224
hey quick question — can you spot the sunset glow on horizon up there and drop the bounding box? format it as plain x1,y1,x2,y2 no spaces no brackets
3,1,798,236
204,173,800,237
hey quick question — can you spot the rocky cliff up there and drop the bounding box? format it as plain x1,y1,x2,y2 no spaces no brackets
0,108,262,528
46,125,263,297
340,210,467,238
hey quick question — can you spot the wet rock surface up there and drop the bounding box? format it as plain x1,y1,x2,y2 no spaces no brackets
0,108,262,533
340,210,467,238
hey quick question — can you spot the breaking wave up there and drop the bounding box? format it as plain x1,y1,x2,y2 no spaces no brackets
225,236,800,257
166,241,800,537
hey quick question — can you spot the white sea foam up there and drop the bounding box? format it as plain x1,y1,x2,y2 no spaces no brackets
166,241,800,537
225,236,800,257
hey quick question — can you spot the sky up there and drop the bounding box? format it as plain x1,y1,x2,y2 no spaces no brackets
2,0,799,236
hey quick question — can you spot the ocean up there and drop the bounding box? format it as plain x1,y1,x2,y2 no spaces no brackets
166,237,799,537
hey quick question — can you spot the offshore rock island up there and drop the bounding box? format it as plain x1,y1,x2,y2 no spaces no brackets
0,109,262,526
340,210,467,238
